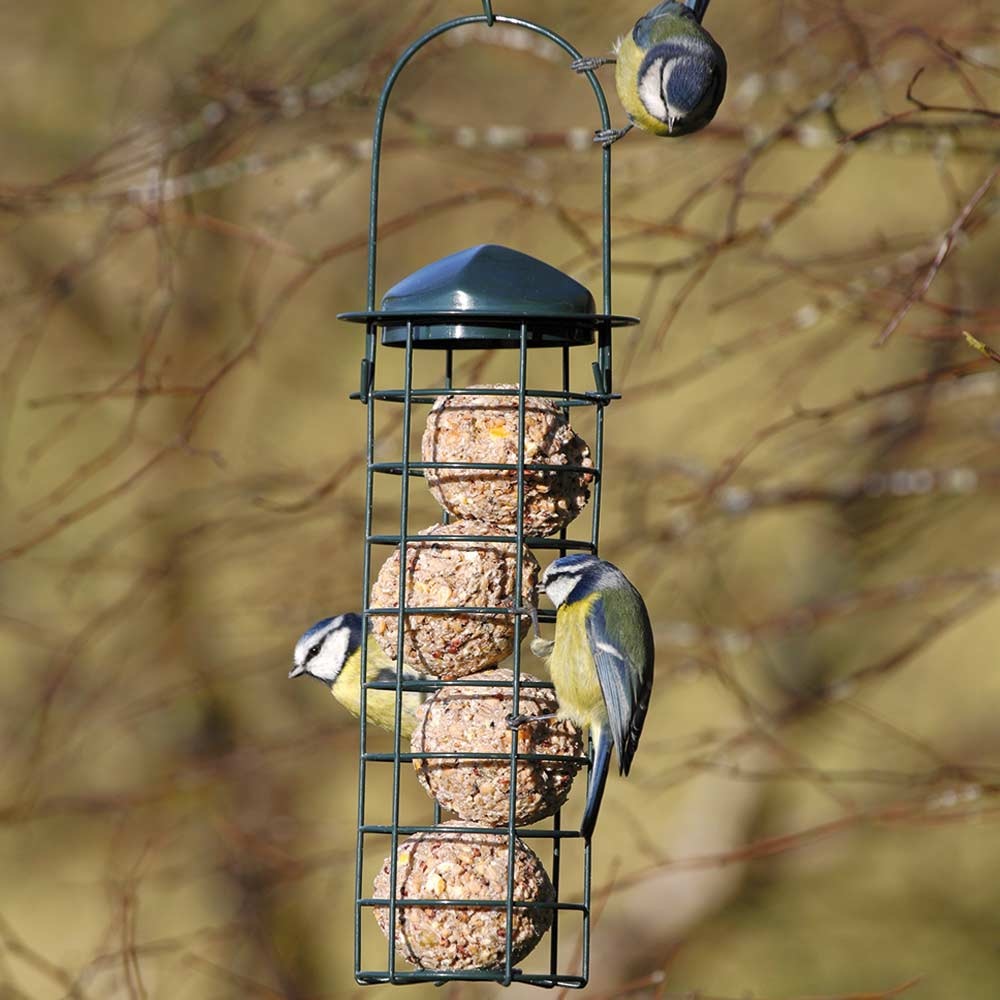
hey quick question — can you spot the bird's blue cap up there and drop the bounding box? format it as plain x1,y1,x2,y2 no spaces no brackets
548,553,599,570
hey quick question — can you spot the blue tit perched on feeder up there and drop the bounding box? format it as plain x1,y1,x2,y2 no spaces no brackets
571,0,726,146
520,554,654,841
289,614,427,738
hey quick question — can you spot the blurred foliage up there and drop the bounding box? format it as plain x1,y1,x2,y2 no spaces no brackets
1,0,1000,998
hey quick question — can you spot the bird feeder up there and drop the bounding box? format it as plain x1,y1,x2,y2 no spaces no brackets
338,1,638,988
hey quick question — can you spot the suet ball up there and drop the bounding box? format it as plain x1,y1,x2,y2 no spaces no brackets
423,385,593,536
412,667,583,826
373,821,554,970
370,520,539,678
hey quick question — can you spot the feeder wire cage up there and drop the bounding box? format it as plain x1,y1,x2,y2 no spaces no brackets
338,2,639,987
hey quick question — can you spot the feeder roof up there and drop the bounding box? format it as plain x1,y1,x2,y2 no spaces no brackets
382,244,595,317
338,243,638,349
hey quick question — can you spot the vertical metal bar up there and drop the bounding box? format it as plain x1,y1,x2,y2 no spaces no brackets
503,324,530,986
549,808,562,978
582,831,592,983
556,346,572,563
601,141,611,317
482,0,495,25
561,346,570,414
356,320,378,982
601,102,613,396
585,327,603,987
386,321,416,983
595,296,613,912
591,395,605,555
599,321,613,398
438,351,453,530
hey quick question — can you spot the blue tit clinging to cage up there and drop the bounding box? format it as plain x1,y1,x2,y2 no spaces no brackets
571,0,726,146
521,554,654,841
289,614,427,738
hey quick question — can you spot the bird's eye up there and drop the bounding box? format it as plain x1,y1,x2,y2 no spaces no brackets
308,643,321,660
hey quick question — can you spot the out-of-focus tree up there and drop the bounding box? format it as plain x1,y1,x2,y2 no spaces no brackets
1,1,999,998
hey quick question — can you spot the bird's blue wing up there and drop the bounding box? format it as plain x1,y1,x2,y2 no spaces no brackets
585,590,654,776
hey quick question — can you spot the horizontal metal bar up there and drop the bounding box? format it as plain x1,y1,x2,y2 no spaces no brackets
367,385,615,402
356,390,618,406
364,608,557,626
362,389,608,409
365,605,527,616
360,823,582,839
367,534,594,553
359,896,586,912
370,460,599,475
363,678,555,691
363,750,589,764
374,386,598,399
368,532,541,546
356,971,588,987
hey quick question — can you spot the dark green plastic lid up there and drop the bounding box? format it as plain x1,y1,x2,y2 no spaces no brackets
378,244,597,349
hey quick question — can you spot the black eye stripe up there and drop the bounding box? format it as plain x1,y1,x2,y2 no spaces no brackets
306,642,322,661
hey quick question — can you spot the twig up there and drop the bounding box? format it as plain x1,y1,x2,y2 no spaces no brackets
963,331,1000,365
874,164,999,346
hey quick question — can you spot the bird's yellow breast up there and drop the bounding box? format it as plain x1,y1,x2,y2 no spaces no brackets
614,33,672,136
548,593,608,730
331,641,422,738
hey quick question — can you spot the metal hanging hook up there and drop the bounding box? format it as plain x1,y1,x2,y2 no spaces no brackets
482,0,495,26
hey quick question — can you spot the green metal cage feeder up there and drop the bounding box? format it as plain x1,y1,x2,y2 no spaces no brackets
339,2,638,988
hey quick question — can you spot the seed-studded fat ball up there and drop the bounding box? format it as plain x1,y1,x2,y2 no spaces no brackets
370,521,539,678
422,386,594,536
373,821,554,971
412,668,583,825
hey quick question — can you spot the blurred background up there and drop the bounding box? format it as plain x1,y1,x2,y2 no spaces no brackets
2,0,999,997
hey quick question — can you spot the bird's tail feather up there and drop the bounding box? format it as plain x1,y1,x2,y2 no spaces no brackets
682,0,711,22
581,727,613,842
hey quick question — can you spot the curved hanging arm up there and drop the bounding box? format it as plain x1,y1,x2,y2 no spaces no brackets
365,13,614,314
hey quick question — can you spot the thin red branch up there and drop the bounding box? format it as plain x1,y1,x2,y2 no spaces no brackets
875,164,1000,346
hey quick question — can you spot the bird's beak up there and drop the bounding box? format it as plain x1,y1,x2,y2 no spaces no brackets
288,663,307,679
667,113,679,134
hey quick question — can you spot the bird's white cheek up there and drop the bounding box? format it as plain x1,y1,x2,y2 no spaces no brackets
638,57,667,122
312,630,351,683
543,573,582,609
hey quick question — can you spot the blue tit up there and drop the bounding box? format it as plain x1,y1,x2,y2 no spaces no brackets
289,614,426,738
526,554,654,841
571,0,726,146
